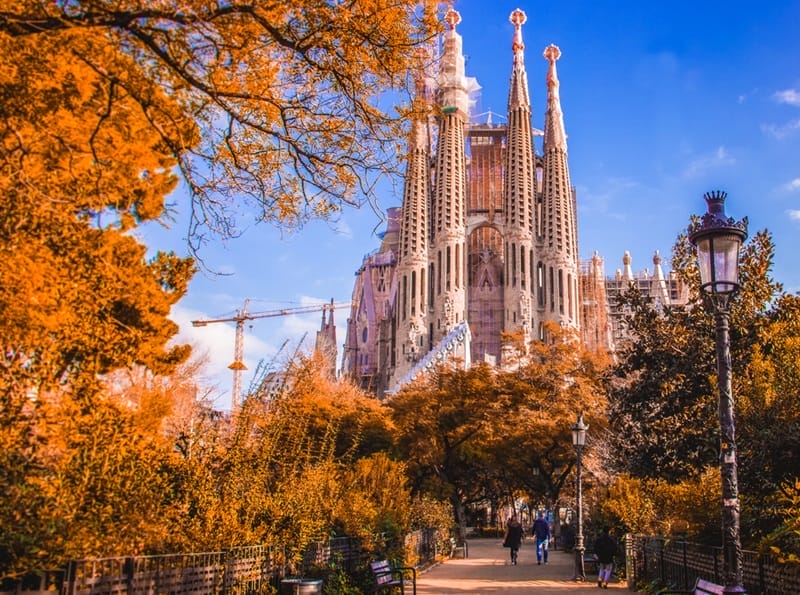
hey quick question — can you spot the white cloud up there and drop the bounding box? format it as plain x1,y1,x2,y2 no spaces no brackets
774,89,800,106
785,178,800,192
762,118,800,139
683,146,736,178
787,210,800,221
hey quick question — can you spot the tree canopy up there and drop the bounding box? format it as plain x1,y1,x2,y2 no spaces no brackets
1,15,195,395
390,325,610,532
0,0,441,249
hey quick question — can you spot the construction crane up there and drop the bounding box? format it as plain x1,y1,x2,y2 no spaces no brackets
191,299,351,409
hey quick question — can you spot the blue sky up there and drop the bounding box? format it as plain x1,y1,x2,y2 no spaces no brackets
140,0,800,411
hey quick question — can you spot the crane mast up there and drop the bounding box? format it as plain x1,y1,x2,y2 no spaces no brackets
191,299,350,410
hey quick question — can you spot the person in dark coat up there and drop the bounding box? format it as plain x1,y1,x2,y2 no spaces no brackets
532,511,551,564
502,514,524,565
593,526,616,588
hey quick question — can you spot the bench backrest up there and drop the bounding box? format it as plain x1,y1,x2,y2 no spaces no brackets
695,578,724,595
370,560,393,585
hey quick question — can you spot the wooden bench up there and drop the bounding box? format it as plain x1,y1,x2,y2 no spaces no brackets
369,560,416,594
449,537,468,558
658,577,724,595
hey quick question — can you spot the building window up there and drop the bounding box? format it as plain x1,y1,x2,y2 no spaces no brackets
402,275,407,320
410,271,416,316
437,251,442,295
446,246,452,292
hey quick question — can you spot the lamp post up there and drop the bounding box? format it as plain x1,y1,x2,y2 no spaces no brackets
689,190,748,594
571,413,588,581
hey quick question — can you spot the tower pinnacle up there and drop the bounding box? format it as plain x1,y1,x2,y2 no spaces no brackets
510,8,527,63
444,7,461,30
543,44,567,151
544,44,562,96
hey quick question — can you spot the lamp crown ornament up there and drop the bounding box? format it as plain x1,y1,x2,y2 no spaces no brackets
695,190,748,236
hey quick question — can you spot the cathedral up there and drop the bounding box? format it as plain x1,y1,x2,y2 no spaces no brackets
339,8,682,396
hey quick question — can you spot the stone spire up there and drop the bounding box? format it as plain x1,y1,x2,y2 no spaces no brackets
503,8,536,342
543,44,567,150
539,44,579,328
651,250,671,307
395,51,431,376
622,251,634,281
429,6,468,344
315,299,339,379
507,8,531,110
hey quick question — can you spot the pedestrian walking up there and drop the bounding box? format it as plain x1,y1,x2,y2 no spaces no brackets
593,526,616,588
532,511,551,565
502,514,524,565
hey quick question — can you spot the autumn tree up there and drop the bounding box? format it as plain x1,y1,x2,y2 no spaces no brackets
0,351,232,578
1,0,441,247
391,327,610,533
596,469,720,540
0,391,192,577
390,362,506,531
0,19,196,396
1,19,197,577
497,324,610,513
160,353,408,564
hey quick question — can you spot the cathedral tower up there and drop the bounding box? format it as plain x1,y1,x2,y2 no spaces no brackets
502,8,537,344
429,8,469,347
393,53,432,382
539,44,580,331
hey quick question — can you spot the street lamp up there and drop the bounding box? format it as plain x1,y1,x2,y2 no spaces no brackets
571,413,588,581
689,190,748,594
531,466,540,524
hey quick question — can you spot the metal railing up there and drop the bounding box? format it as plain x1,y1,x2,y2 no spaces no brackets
1,529,449,594
627,535,800,595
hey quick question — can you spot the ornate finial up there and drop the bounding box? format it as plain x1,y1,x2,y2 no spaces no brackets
543,44,561,63
622,251,631,265
510,9,527,53
510,8,527,28
544,44,561,90
444,7,461,31
653,250,661,265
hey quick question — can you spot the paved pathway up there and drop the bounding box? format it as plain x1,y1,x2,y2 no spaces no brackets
414,538,628,594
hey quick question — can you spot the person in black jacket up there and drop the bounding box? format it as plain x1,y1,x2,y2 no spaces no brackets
502,515,524,565
532,511,551,565
593,526,616,588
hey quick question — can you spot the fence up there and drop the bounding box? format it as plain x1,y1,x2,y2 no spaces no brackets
627,534,800,595
59,546,284,595
1,529,446,594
